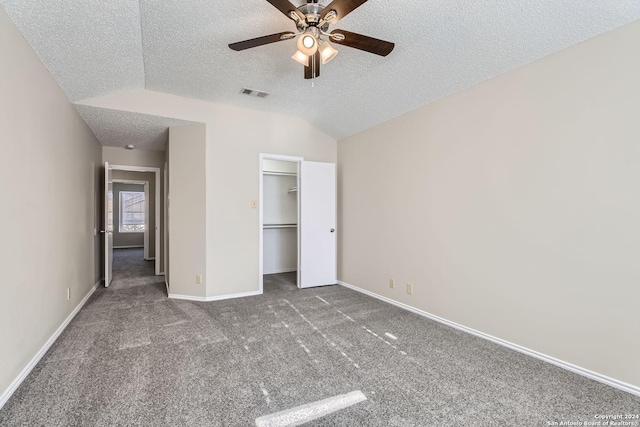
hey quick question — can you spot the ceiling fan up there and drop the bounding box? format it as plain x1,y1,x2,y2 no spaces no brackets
229,0,394,79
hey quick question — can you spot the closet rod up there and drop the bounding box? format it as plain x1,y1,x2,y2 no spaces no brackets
263,224,298,229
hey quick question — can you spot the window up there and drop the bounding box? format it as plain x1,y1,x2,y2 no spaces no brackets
119,191,145,233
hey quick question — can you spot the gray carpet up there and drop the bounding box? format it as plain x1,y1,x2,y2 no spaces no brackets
109,248,161,290
1,252,638,426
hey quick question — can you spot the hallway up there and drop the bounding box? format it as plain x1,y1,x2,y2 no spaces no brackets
109,248,163,290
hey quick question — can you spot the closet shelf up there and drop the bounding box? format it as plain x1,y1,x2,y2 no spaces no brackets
263,224,298,229
263,171,296,177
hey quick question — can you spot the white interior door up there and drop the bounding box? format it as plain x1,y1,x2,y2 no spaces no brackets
104,162,113,287
299,161,336,288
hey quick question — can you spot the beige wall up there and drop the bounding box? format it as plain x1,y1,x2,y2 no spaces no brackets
103,146,165,168
338,21,640,388
167,124,207,297
0,8,102,400
111,171,156,257
103,147,165,273
205,105,335,297
81,91,337,298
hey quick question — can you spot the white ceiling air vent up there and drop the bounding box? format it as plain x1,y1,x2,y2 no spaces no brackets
240,88,269,98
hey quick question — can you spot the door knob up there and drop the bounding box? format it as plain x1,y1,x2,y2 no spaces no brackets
330,228,335,233
100,230,106,234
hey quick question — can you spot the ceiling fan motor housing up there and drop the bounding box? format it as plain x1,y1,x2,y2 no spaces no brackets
299,3,323,23
297,3,331,31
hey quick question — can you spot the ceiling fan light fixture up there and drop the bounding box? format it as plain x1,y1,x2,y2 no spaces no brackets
291,50,310,67
297,33,318,55
228,0,395,80
319,41,338,64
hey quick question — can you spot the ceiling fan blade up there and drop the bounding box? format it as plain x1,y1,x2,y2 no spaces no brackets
229,32,296,51
265,0,306,22
329,29,394,56
304,51,320,79
319,0,367,23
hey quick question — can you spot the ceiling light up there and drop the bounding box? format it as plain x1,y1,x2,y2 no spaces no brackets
297,33,318,56
291,50,309,67
125,144,135,150
318,41,338,64
303,36,314,48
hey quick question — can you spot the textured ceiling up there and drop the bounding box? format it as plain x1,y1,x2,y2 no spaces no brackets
0,0,145,100
2,0,640,142
74,105,197,151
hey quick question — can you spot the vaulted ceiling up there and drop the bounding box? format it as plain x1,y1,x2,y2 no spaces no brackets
2,0,639,147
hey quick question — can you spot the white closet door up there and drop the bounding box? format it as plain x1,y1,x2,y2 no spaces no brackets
299,161,336,288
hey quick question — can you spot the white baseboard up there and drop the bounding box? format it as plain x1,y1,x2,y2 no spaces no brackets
264,268,297,275
0,279,102,410
145,257,155,261
337,280,640,398
168,290,262,302
168,293,207,302
205,290,262,301
113,245,143,249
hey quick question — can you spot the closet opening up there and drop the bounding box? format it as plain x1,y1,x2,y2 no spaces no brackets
259,154,303,292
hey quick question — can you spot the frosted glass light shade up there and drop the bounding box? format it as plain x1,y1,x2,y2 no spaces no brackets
297,34,318,56
319,41,338,64
291,50,309,66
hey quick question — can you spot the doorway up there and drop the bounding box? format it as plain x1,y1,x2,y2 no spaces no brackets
103,163,162,287
258,154,337,293
259,155,302,292
111,180,149,255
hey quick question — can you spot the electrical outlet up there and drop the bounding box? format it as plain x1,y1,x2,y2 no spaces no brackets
406,283,413,295
196,275,202,284
389,279,395,289
66,288,71,300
